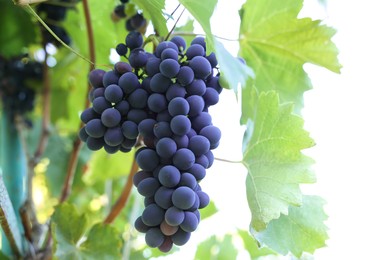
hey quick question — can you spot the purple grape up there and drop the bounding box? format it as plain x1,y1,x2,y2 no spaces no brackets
85,119,106,138
159,58,180,78
104,84,123,103
168,97,189,116
101,108,121,127
104,127,124,146
142,204,165,227
173,148,195,171
189,56,212,79
176,66,194,86
156,138,177,159
158,165,180,188
170,115,191,136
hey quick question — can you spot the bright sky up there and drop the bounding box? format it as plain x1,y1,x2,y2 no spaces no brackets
160,0,390,259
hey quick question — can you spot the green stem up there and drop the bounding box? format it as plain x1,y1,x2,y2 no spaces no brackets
0,112,27,257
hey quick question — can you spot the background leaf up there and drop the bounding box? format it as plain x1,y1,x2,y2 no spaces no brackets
133,0,168,36
195,235,238,260
243,91,316,231
239,0,341,116
253,195,328,257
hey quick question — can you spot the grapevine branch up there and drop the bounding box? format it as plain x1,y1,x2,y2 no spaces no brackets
214,157,242,164
104,160,138,224
59,0,95,203
165,7,186,41
166,4,181,21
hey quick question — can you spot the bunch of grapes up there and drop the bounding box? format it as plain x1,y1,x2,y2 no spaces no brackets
111,0,147,33
80,32,223,252
37,0,79,46
0,56,42,119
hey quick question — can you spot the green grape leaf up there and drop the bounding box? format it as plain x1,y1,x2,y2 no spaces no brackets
239,0,341,117
243,91,316,231
195,235,238,260
83,149,135,184
51,203,122,260
253,195,328,257
199,200,218,220
238,229,277,258
0,1,37,57
179,0,253,91
133,0,168,36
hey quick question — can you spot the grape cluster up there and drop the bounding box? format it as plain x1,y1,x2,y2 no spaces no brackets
0,56,42,119
37,0,78,46
80,32,223,251
111,0,147,33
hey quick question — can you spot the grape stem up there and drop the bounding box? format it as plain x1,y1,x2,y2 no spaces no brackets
165,7,186,41
103,159,138,224
214,157,242,164
59,0,96,203
14,0,47,5
171,32,239,42
166,3,181,21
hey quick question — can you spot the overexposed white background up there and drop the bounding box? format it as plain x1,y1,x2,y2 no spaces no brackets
160,0,390,259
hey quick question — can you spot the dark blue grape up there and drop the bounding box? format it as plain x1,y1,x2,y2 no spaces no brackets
144,196,155,207
116,43,128,56
137,177,160,197
138,118,157,137
103,70,119,87
159,59,180,78
121,138,137,149
114,4,126,18
86,137,104,151
114,100,130,115
171,228,191,246
142,204,165,227
145,57,161,77
185,79,206,96
88,69,105,88
81,107,98,123
179,173,197,190
187,128,197,139
114,61,132,75
133,170,153,187
197,191,210,209
129,48,148,69
129,13,146,30
155,41,179,58
104,144,121,154
168,97,189,116
177,66,194,86
127,109,148,124
191,112,212,132
166,83,186,101
189,56,212,79
191,37,206,50
158,237,174,253
104,127,124,146
154,186,174,209
128,88,149,108
156,110,173,122
153,122,173,139
188,135,210,156
165,206,185,226
104,84,123,103
93,88,105,100
118,72,140,94
148,93,167,113
205,150,214,167
85,119,106,138
180,212,199,232
145,228,165,248
136,148,159,171
135,216,149,233
186,44,205,60
206,52,218,68
200,125,221,148
121,120,139,139
92,97,111,114
203,87,219,107
101,108,121,127
79,127,88,142
158,165,180,188
156,138,177,159
170,36,186,52
207,76,223,94
170,115,191,136
150,73,171,93
142,76,152,93
125,31,143,50
172,134,189,149
188,164,206,181
172,187,196,210
173,148,195,171
186,95,204,117
161,48,179,61
195,155,209,168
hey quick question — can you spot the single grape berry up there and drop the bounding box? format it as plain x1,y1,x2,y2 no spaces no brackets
116,43,128,56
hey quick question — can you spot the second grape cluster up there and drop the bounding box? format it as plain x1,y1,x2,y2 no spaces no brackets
79,32,223,252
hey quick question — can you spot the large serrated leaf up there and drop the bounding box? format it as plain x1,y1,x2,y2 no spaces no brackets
195,235,238,260
239,0,341,116
51,203,122,260
133,0,168,36
243,91,315,231
253,195,328,257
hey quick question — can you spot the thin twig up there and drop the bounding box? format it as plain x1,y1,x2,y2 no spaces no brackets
15,0,47,5
166,3,181,21
165,7,186,41
59,0,96,203
214,157,242,164
19,205,33,243
103,160,138,224
171,32,239,42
